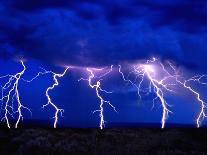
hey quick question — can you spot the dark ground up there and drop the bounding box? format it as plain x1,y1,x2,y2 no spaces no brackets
0,127,207,155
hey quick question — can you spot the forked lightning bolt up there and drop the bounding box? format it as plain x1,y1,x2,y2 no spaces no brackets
79,66,117,129
119,58,175,128
119,58,207,128
167,62,207,128
0,61,31,128
1,58,207,129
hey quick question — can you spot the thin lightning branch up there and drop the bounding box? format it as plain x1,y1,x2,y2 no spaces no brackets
178,79,206,128
167,62,207,128
21,67,52,83
118,65,143,100
0,61,31,128
1,58,207,129
79,66,117,129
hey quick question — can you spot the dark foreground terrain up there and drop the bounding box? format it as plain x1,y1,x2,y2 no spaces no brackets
0,127,207,155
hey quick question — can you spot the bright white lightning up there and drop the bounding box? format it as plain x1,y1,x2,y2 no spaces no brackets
0,61,31,128
79,66,117,129
119,58,175,128
21,66,70,128
178,79,206,128
42,67,70,128
1,58,206,129
135,60,174,128
127,58,207,128
167,62,207,128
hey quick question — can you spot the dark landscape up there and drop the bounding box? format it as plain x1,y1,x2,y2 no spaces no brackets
1,126,207,155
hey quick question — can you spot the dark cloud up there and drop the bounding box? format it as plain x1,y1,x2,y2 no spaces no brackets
9,0,207,31
0,0,207,70
138,0,207,33
10,0,76,11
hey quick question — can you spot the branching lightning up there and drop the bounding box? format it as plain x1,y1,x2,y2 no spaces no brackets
118,58,207,128
167,62,207,128
119,58,175,128
79,66,117,129
0,61,31,128
1,57,207,129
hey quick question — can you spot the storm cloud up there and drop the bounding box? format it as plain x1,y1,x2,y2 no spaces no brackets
0,0,207,69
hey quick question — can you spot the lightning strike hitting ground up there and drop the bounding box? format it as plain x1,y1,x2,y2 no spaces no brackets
21,66,70,128
42,67,70,128
1,58,207,129
167,62,207,128
134,58,175,128
119,58,176,128
0,61,31,128
178,78,206,128
79,66,117,129
122,58,207,128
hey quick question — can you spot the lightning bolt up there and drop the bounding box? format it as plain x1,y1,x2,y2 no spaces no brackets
134,58,174,128
21,65,70,128
79,66,117,129
1,58,206,129
0,61,31,128
178,78,206,128
121,57,207,128
119,58,176,128
167,62,207,128
41,67,70,128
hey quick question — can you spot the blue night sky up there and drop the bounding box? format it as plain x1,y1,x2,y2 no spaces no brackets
0,0,207,128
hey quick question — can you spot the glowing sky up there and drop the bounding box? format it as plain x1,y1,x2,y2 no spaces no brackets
0,0,207,128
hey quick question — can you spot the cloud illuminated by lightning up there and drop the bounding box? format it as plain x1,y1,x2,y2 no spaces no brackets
118,58,207,128
119,58,175,128
1,57,207,129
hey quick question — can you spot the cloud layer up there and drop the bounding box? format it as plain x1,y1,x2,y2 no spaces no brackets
0,0,207,70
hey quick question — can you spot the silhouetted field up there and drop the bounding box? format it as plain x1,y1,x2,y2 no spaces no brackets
0,127,207,155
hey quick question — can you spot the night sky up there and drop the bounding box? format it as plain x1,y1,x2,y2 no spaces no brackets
0,0,207,128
